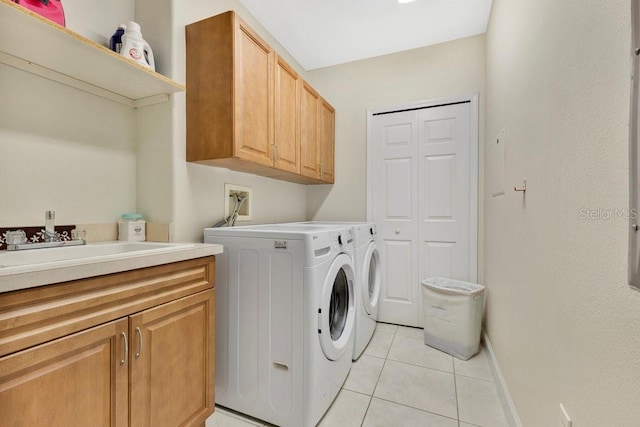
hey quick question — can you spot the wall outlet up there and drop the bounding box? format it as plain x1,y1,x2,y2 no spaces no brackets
224,183,252,222
559,403,572,427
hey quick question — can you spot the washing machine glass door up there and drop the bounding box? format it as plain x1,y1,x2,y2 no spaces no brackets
319,253,355,361
362,243,381,315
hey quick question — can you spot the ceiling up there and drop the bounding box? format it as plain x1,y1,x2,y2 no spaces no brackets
238,0,493,71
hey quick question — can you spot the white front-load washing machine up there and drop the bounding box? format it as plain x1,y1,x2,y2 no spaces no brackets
289,222,381,359
204,224,356,427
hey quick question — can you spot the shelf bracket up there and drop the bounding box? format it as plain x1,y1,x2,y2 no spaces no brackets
134,93,170,108
1,50,172,108
0,50,137,107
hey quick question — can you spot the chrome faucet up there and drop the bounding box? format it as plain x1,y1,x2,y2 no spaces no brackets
44,210,56,242
5,210,86,251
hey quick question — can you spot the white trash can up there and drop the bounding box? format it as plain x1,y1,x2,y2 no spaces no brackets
421,278,485,360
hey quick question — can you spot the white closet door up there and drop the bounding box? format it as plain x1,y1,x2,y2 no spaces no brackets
369,100,475,327
370,111,420,326
417,103,472,324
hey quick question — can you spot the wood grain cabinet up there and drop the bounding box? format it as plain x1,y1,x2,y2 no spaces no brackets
319,98,336,183
186,10,334,185
186,11,273,169
274,54,301,175
300,82,335,184
0,257,215,427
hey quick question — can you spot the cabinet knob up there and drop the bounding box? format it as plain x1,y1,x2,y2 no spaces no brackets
395,228,400,235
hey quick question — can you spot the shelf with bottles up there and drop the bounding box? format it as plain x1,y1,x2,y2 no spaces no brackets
0,0,184,107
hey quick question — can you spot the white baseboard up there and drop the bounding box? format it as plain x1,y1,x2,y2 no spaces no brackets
482,330,523,427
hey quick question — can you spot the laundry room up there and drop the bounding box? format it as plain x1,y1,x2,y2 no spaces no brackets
0,0,639,426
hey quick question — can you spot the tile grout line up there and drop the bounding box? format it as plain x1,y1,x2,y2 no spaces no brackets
369,395,461,424
385,355,456,376
455,372,497,384
453,353,461,425
359,325,463,426
359,328,396,426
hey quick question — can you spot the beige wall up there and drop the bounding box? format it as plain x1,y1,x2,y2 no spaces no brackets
136,0,309,242
484,0,640,425
0,1,136,228
305,35,486,280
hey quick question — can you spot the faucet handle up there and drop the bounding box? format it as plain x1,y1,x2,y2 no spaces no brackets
6,230,27,245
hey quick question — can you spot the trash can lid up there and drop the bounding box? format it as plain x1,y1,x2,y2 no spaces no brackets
421,277,485,296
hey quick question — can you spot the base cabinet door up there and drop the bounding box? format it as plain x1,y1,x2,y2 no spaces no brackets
129,290,215,427
0,319,129,427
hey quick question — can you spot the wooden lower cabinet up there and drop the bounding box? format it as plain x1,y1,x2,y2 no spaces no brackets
0,319,129,427
130,291,215,427
0,257,215,427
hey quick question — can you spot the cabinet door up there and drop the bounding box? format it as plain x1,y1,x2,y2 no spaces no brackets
300,81,321,179
319,98,335,183
274,54,300,174
0,319,129,427
233,15,274,167
129,290,215,427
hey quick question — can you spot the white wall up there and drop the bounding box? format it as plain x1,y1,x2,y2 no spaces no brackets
0,1,136,228
136,0,308,242
305,35,486,280
63,0,133,45
484,1,640,425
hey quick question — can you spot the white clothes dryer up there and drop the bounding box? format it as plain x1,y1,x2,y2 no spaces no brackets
204,224,356,427
289,222,381,359
351,223,381,359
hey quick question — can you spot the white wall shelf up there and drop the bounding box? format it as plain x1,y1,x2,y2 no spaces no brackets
0,0,184,107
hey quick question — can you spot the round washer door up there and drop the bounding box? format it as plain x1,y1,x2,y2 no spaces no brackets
362,243,381,315
319,253,356,361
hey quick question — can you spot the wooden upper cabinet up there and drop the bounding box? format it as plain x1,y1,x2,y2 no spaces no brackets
186,11,273,167
234,17,274,167
319,98,335,183
274,54,300,174
300,81,336,183
186,11,334,185
300,81,321,179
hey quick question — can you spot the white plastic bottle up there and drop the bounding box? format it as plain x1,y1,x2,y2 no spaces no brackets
120,21,155,71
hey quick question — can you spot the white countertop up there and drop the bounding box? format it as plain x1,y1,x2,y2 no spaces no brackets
0,241,223,294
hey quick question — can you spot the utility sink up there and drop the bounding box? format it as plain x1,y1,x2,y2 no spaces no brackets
0,241,196,273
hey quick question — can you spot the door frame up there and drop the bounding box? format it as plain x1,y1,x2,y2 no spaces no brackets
365,93,479,283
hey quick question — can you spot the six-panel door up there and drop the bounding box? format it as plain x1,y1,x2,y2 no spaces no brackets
370,102,475,327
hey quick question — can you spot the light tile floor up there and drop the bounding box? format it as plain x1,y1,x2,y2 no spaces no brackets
206,323,509,427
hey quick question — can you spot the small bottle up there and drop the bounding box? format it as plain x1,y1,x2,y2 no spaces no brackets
118,213,146,242
109,24,126,54
44,210,55,242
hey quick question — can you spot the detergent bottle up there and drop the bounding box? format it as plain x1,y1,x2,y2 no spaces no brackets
120,21,155,71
